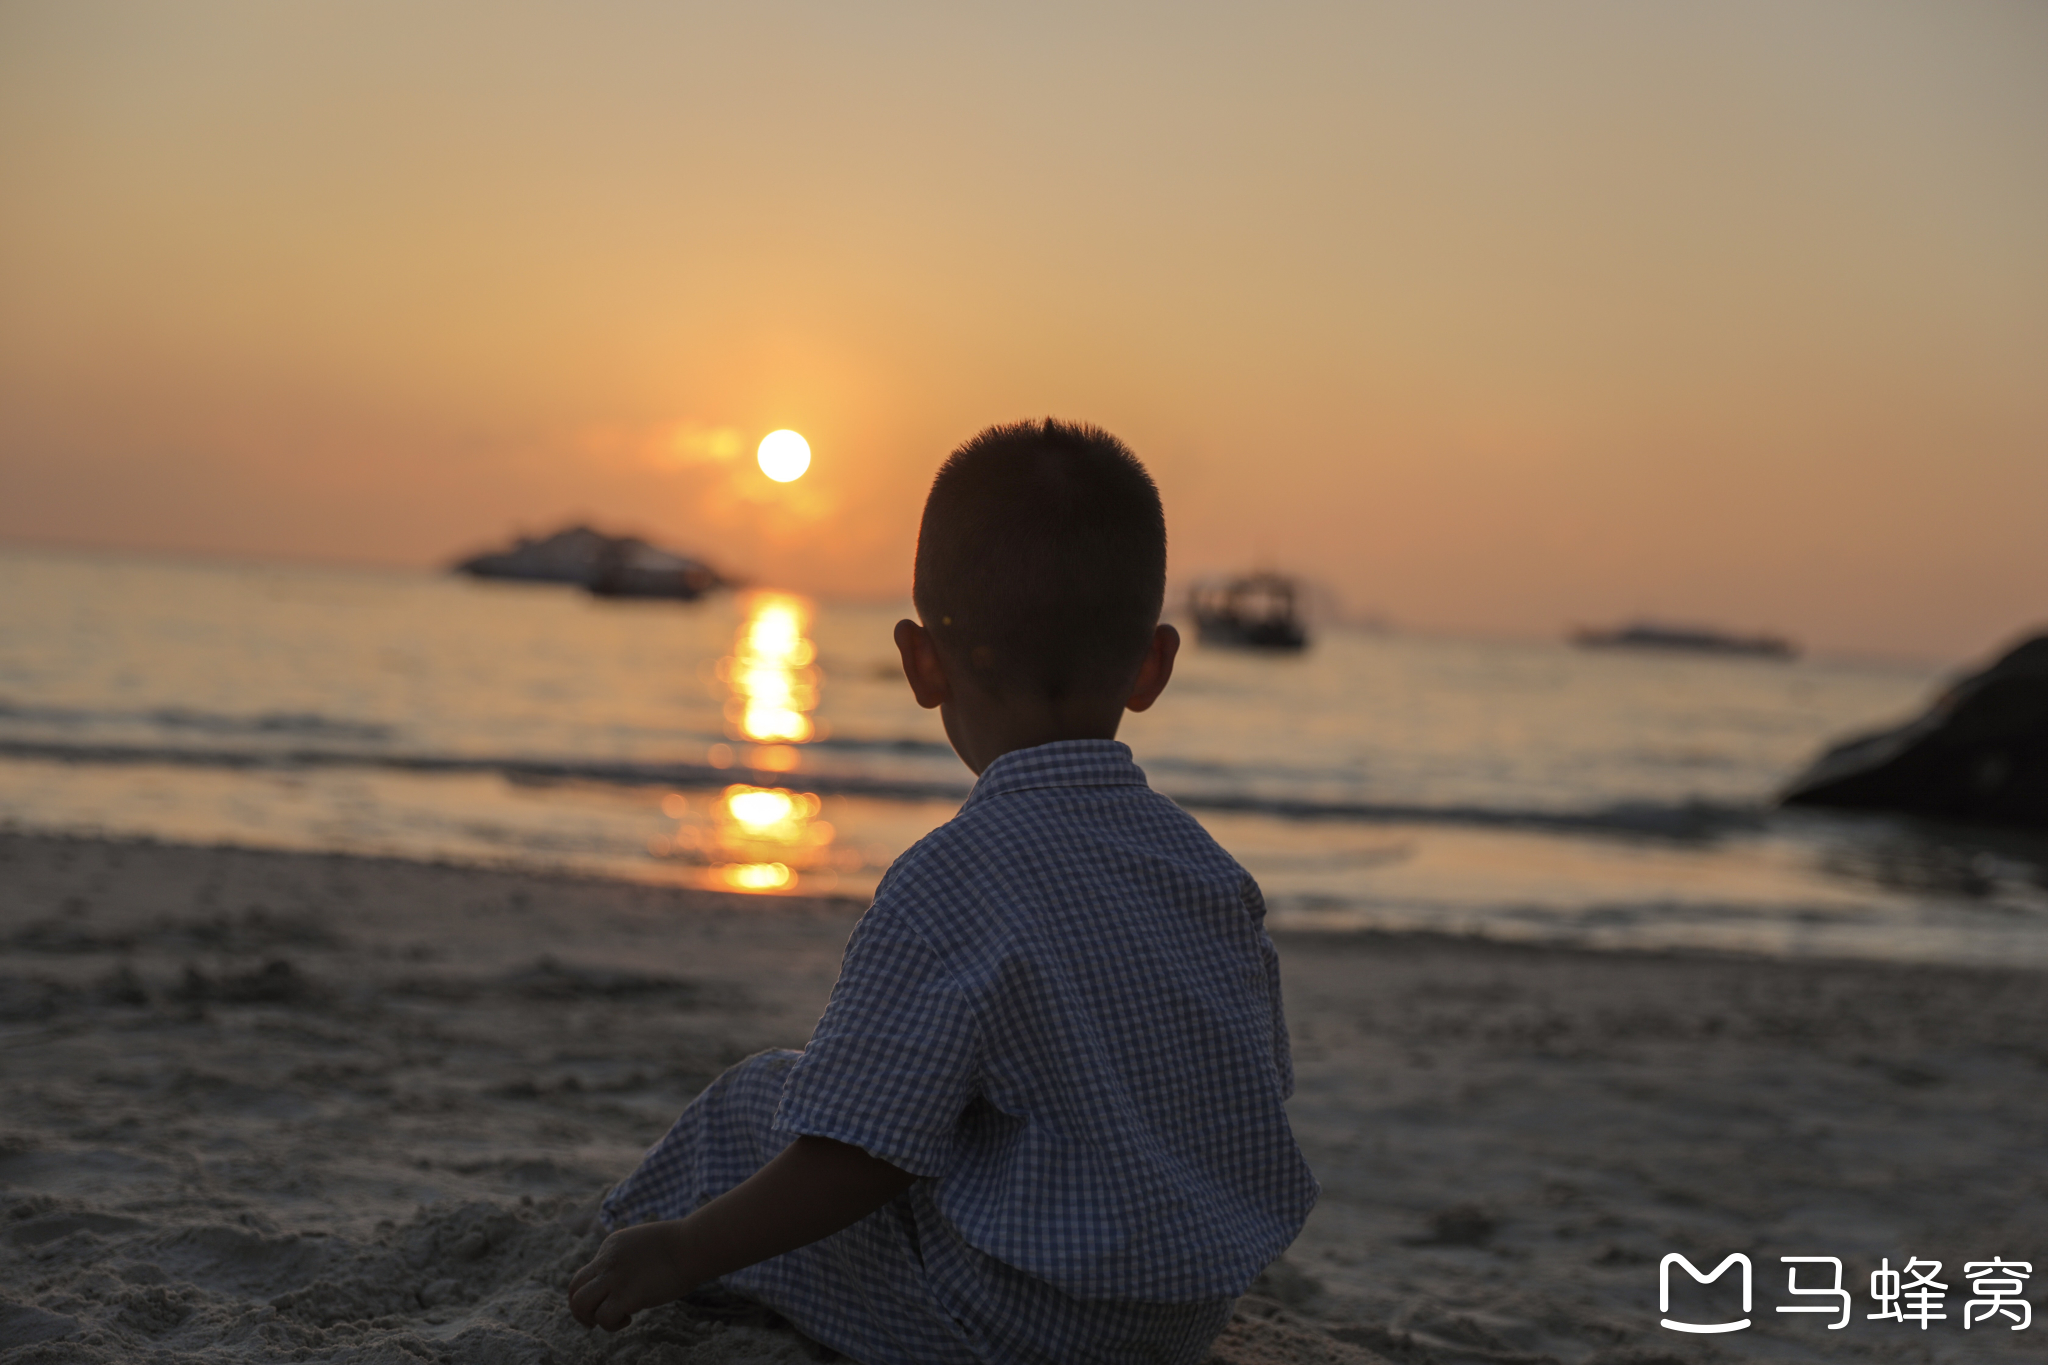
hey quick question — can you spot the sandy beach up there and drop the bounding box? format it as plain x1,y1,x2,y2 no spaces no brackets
3,832,2043,1364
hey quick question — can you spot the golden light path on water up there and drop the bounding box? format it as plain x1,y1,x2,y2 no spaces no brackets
726,594,817,745
649,591,839,893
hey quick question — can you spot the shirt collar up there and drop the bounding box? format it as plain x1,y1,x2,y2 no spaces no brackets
964,738,1151,805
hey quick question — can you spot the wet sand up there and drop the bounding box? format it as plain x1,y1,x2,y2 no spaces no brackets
2,832,2043,1364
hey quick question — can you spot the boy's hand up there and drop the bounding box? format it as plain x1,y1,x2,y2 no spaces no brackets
568,1221,695,1331
563,1138,915,1333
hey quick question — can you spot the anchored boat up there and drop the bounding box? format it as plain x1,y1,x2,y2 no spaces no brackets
1189,573,1308,651
1571,621,1796,660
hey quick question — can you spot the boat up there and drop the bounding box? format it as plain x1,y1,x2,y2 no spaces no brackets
1189,573,1308,651
1571,620,1796,660
587,540,720,600
454,524,721,601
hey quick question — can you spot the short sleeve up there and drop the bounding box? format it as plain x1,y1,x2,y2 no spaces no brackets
1243,876,1294,1100
772,917,982,1177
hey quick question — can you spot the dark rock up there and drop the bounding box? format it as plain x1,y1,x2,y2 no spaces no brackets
1781,632,2048,831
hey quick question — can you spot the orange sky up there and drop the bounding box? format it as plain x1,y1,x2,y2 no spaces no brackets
2,2,2043,660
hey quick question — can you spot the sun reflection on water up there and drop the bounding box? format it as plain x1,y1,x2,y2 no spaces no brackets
651,591,840,893
721,593,818,745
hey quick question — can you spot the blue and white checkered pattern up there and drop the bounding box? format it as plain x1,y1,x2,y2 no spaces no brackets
601,739,1316,1361
601,1050,1237,1365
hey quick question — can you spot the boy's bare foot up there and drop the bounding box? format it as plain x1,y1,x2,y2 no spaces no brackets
567,1221,696,1331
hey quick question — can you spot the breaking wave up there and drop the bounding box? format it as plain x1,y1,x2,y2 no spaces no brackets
0,736,1766,842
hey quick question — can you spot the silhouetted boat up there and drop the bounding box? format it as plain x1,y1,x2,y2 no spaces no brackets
455,524,721,601
1190,573,1308,651
1571,621,1796,660
588,540,720,600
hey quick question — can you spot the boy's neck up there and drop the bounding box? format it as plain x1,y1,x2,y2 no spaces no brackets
939,694,1126,777
893,618,1178,778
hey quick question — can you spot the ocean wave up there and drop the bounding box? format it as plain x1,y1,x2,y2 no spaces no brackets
0,738,1768,841
0,699,394,743
1172,790,1766,839
0,738,976,803
807,733,956,758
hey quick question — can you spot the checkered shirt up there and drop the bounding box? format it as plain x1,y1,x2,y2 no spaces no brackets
773,738,1319,1303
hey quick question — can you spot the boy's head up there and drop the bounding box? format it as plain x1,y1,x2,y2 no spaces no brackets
913,419,1167,706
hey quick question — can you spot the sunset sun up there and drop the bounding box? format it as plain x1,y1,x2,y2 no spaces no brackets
756,429,811,482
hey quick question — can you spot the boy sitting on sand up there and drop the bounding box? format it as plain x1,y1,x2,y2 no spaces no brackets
568,420,1318,1363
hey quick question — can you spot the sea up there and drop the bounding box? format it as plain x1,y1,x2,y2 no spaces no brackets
4,543,2045,967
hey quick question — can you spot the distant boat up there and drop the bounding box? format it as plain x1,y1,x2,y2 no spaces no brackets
587,540,721,601
1190,572,1308,651
454,524,722,601
1571,620,1796,660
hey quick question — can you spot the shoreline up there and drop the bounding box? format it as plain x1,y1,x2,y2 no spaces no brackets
12,822,2043,975
4,832,2043,1363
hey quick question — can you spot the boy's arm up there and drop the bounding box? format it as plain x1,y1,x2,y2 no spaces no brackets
567,1135,918,1332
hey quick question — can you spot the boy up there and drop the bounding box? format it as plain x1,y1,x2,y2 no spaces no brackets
569,420,1317,1363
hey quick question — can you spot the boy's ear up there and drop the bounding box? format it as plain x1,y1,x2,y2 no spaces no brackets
1124,623,1180,713
894,619,950,710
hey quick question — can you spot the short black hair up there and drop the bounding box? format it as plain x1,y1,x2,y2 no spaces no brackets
914,419,1166,703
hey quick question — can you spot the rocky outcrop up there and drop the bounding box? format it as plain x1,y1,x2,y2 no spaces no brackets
1781,632,2048,831
453,525,720,601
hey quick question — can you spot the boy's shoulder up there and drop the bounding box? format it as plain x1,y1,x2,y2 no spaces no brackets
867,741,1259,942
955,775,1226,865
